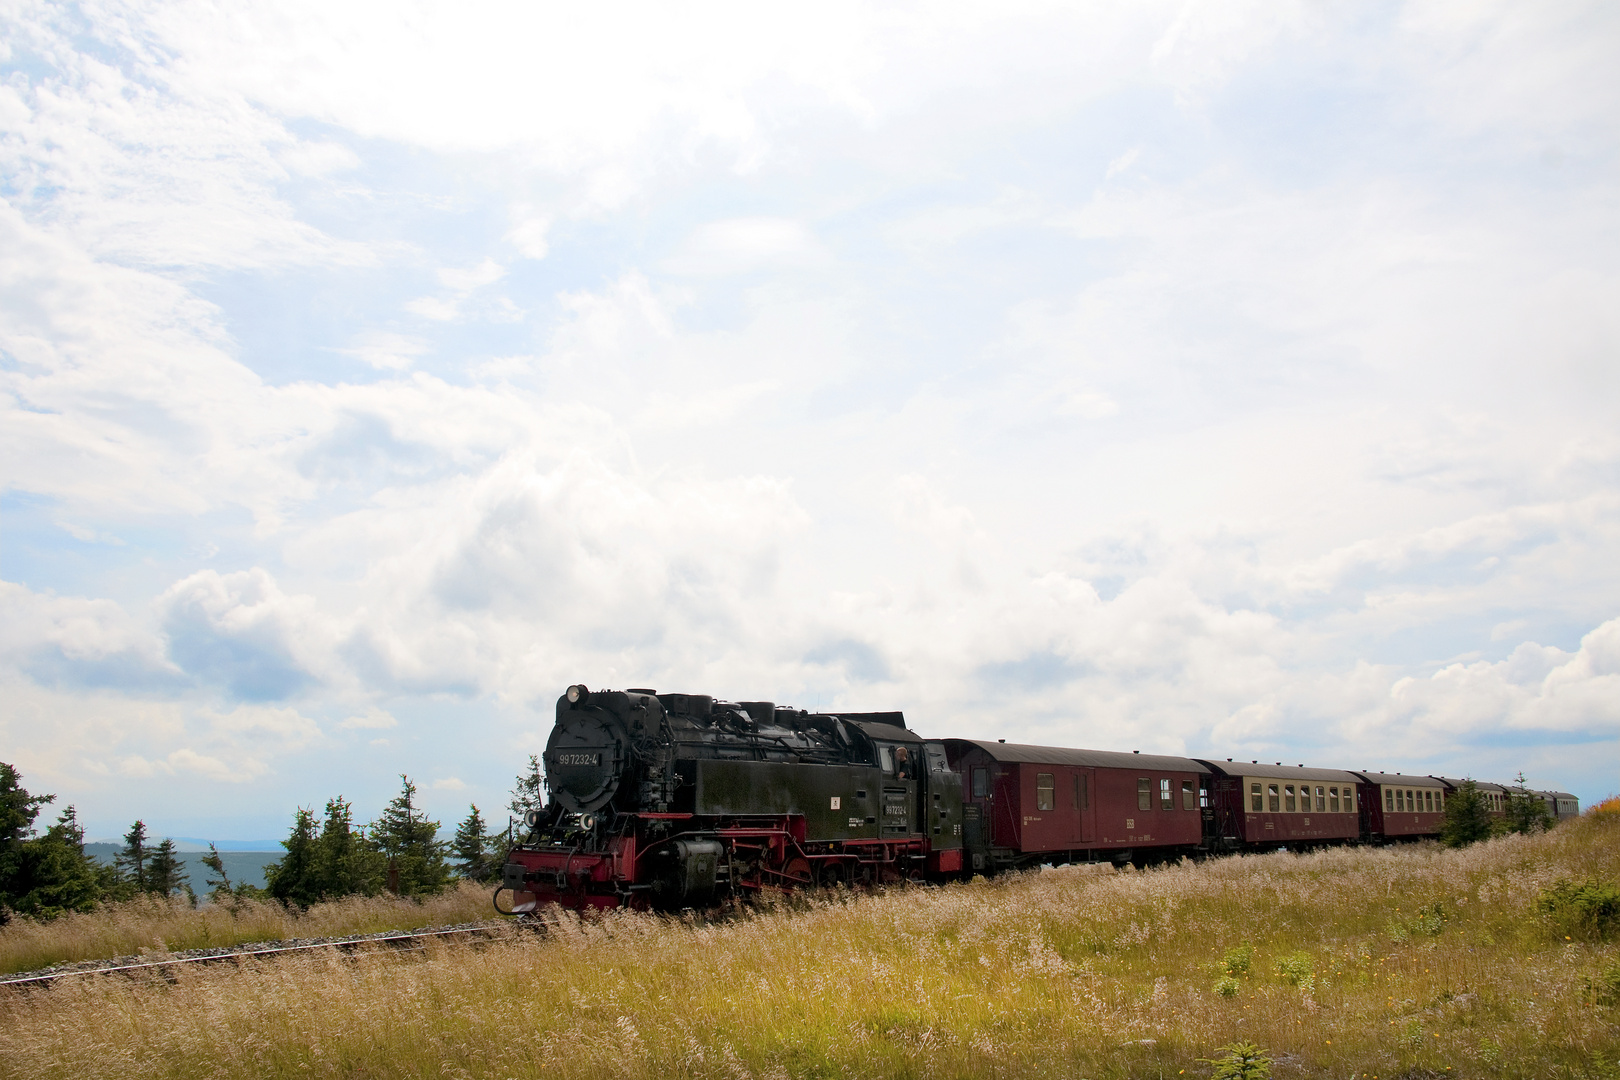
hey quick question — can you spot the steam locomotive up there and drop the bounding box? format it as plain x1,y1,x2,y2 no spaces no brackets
498,685,1578,913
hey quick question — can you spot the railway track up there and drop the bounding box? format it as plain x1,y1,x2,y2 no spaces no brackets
0,922,512,989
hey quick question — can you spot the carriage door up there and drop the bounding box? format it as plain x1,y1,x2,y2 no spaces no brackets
878,743,915,837
1072,768,1095,845
963,761,991,869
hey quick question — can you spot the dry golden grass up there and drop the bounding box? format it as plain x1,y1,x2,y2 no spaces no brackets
0,882,496,976
4,813,1619,1079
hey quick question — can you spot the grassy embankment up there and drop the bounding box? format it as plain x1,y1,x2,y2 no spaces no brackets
3,802,1619,1079
0,883,497,976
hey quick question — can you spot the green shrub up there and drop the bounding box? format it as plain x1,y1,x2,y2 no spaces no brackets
1214,975,1240,998
1538,879,1620,941
1274,950,1314,991
1221,943,1253,977
1201,1041,1272,1079
1588,962,1620,1008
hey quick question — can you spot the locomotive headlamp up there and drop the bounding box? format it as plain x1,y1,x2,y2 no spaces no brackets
524,810,543,829
581,813,597,830
567,684,589,704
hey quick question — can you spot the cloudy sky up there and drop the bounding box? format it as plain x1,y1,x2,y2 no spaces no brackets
2,1,1617,842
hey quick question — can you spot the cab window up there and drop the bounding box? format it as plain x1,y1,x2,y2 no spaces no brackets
1137,778,1151,811
1250,783,1263,812
971,768,989,799
1037,773,1055,812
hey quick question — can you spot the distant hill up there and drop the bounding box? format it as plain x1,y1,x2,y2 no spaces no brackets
83,843,283,891
86,837,283,852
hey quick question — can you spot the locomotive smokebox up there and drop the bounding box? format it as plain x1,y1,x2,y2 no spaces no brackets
545,691,630,813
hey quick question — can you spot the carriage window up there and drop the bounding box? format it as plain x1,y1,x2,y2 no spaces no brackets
1251,783,1263,812
971,768,989,799
1314,786,1325,812
1268,784,1280,812
1182,780,1196,810
1284,784,1296,812
1424,790,1433,812
1407,790,1416,812
1384,788,1394,812
1138,778,1151,811
1159,778,1173,810
1037,773,1055,812
1329,787,1339,813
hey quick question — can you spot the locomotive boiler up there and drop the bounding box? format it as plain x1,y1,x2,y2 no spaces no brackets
499,685,965,911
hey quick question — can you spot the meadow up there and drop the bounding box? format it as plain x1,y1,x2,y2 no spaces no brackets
2,804,1618,1080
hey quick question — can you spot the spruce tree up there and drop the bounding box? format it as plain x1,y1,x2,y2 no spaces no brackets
264,807,321,906
508,754,545,824
313,796,384,898
147,838,189,899
1502,772,1555,835
1,762,53,918
201,843,233,897
1441,779,1493,847
451,804,496,883
13,806,112,918
370,775,449,897
116,820,150,892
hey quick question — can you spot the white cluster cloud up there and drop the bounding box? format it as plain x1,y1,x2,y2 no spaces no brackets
1,0,1617,835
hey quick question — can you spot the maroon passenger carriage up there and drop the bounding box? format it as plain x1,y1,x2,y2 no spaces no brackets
1354,771,1446,841
944,741,1208,870
1197,760,1363,851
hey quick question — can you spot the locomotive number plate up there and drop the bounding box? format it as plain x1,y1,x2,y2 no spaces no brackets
554,753,601,766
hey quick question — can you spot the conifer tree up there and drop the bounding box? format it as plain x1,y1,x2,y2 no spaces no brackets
370,775,449,897
1502,772,1555,835
264,807,321,906
314,796,384,898
1,763,57,920
1441,778,1493,848
116,820,150,892
508,754,545,823
201,843,233,896
147,838,189,899
15,806,112,918
1,766,111,920
451,804,496,883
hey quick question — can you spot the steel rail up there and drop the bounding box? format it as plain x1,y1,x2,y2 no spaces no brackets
0,924,506,989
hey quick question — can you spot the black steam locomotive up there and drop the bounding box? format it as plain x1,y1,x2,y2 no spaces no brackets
500,685,964,911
